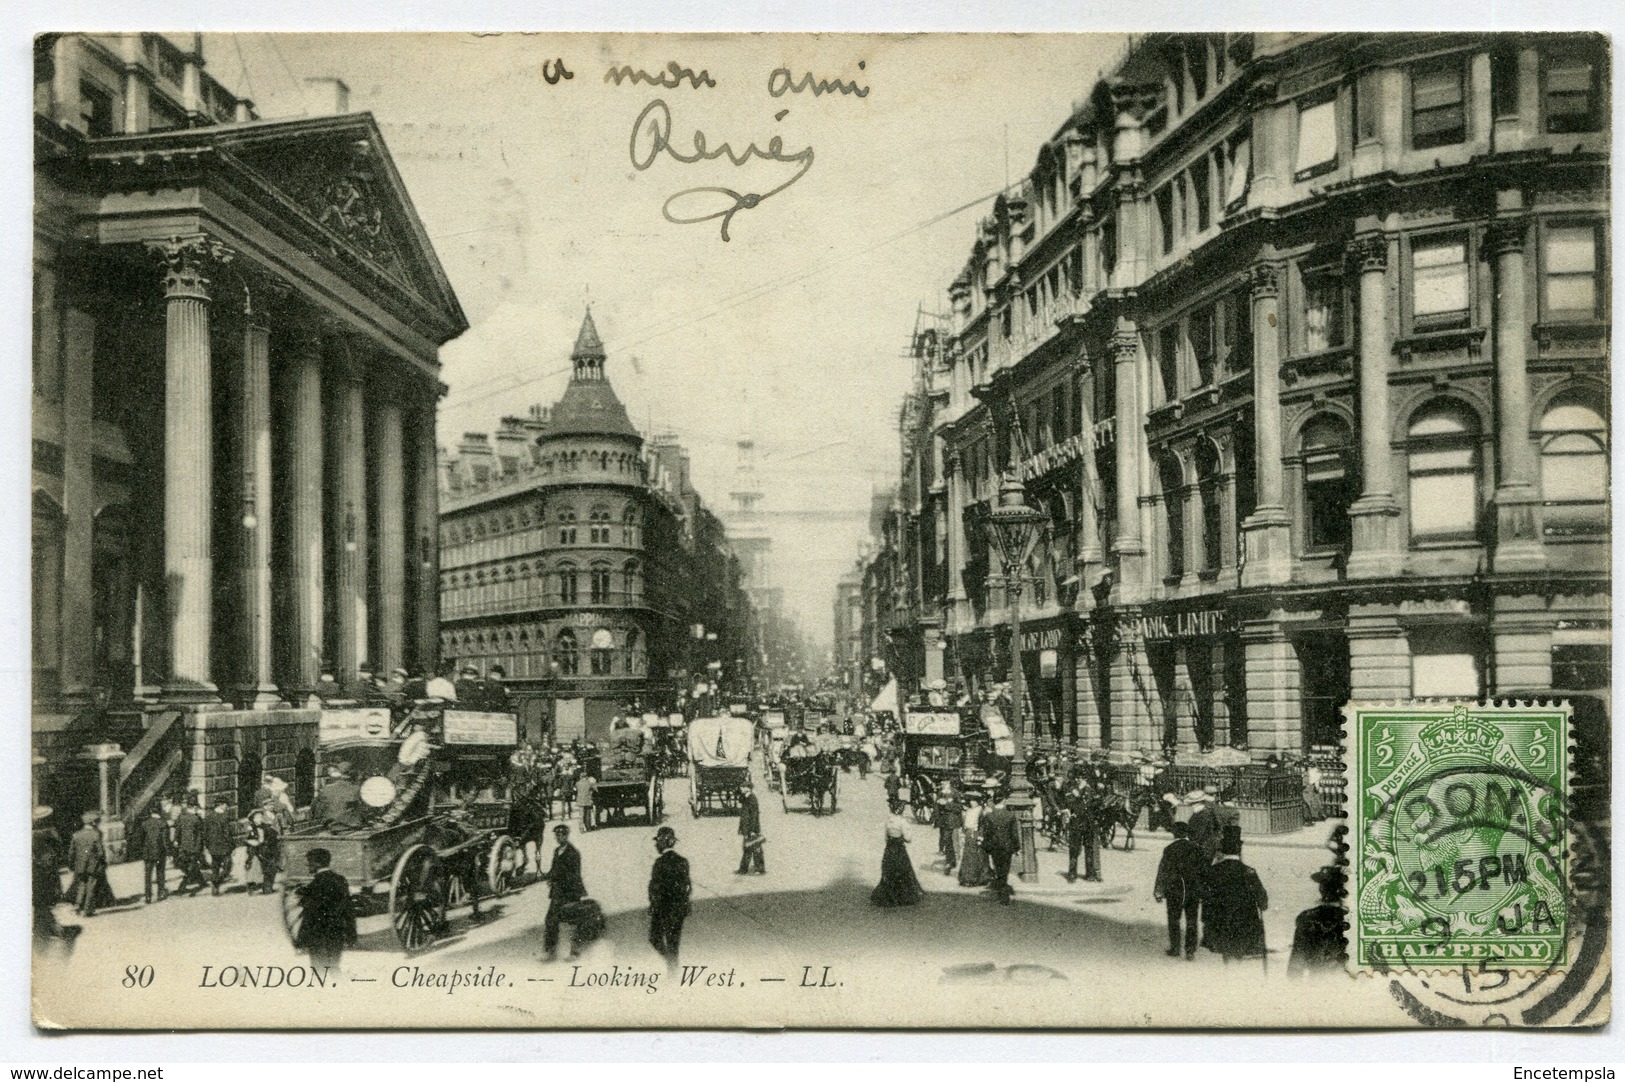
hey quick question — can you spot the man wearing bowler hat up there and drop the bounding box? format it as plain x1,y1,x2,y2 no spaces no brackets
647,825,691,970
540,823,587,961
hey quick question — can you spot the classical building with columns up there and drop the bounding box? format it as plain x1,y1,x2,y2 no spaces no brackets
438,312,761,742
867,32,1609,764
33,33,465,834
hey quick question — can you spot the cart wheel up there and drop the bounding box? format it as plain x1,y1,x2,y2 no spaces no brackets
279,881,306,947
390,844,447,952
486,834,517,897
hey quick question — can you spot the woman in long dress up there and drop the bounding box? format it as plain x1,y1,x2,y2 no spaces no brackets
957,794,989,887
870,815,924,907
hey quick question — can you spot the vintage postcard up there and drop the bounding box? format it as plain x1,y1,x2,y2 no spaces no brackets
30,31,1611,1029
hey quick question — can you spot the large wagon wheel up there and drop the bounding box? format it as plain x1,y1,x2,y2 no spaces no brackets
279,881,307,946
390,844,447,952
486,834,517,897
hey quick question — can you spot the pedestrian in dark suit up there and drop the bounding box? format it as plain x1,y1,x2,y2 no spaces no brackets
1154,821,1208,959
293,848,356,971
68,812,109,916
647,826,691,970
980,796,1021,905
541,824,587,960
455,665,486,708
1204,834,1269,964
1064,782,1100,882
173,799,206,894
736,780,766,874
934,785,962,874
246,809,281,894
138,807,171,903
201,801,237,895
883,771,904,815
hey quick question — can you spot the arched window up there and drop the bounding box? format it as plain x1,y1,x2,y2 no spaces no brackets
556,505,577,545
1157,454,1185,580
625,629,642,674
1300,414,1355,552
1407,400,1481,541
589,504,612,544
622,505,639,544
556,563,578,605
599,451,610,470
623,559,641,600
1195,440,1224,572
555,629,579,675
590,563,612,604
1539,395,1609,536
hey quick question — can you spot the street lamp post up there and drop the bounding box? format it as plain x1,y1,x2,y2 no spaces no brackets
983,472,1047,882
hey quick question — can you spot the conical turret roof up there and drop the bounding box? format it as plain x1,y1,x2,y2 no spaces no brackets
546,309,640,442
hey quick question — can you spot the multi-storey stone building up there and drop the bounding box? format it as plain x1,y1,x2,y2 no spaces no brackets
867,31,1609,762
438,313,760,739
32,34,464,836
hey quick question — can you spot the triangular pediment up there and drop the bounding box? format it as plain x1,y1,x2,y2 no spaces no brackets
213,115,465,336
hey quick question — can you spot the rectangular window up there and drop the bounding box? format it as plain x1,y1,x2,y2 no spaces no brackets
1000,307,1012,340
1191,157,1212,232
1491,47,1521,119
1225,131,1251,207
1411,235,1470,327
1543,224,1599,318
1225,290,1253,370
1411,641,1482,699
1302,271,1347,351
1304,455,1353,551
1156,186,1175,254
1157,324,1181,402
1295,96,1338,176
1551,644,1609,690
1355,69,1381,142
79,81,114,137
1068,246,1084,295
1412,61,1467,149
1409,446,1478,534
1544,53,1600,133
1101,217,1118,276
1189,308,1216,386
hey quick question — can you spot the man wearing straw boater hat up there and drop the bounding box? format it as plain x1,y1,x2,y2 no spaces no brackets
1188,786,1221,865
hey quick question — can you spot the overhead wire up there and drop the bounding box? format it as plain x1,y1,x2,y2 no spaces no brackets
440,183,1006,412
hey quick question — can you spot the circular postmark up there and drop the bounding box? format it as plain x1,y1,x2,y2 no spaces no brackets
1361,758,1608,1026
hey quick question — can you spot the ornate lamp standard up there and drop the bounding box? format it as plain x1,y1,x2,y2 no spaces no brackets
983,472,1047,881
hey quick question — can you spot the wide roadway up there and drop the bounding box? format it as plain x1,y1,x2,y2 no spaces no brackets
42,750,1336,1001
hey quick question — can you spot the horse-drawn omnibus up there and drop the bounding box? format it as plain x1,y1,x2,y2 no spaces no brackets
280,703,529,952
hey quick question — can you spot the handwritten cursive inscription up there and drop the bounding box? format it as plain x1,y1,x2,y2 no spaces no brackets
542,59,575,85
628,98,814,242
767,63,869,98
605,62,717,90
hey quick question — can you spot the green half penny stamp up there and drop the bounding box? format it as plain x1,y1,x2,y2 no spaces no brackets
1349,701,1571,975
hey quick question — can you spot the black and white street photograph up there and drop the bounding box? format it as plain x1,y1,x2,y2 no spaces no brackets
27,29,1612,1030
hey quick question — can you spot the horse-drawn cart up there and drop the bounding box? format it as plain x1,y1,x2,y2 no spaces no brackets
687,714,755,817
776,733,838,815
280,705,525,953
590,721,663,826
899,709,985,823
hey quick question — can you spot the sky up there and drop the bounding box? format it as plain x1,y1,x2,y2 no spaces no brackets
207,32,1129,655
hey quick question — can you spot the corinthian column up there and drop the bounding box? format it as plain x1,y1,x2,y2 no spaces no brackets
944,449,967,634
374,389,407,675
413,392,443,675
1487,210,1544,571
1110,324,1145,600
286,323,325,692
326,339,369,688
147,234,232,699
239,294,279,706
1346,230,1404,579
1240,262,1292,586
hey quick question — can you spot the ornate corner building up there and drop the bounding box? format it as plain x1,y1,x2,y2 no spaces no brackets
437,312,762,740
864,32,1609,762
32,34,467,837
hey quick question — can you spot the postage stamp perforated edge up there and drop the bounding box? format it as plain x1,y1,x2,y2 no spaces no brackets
1342,699,1574,980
